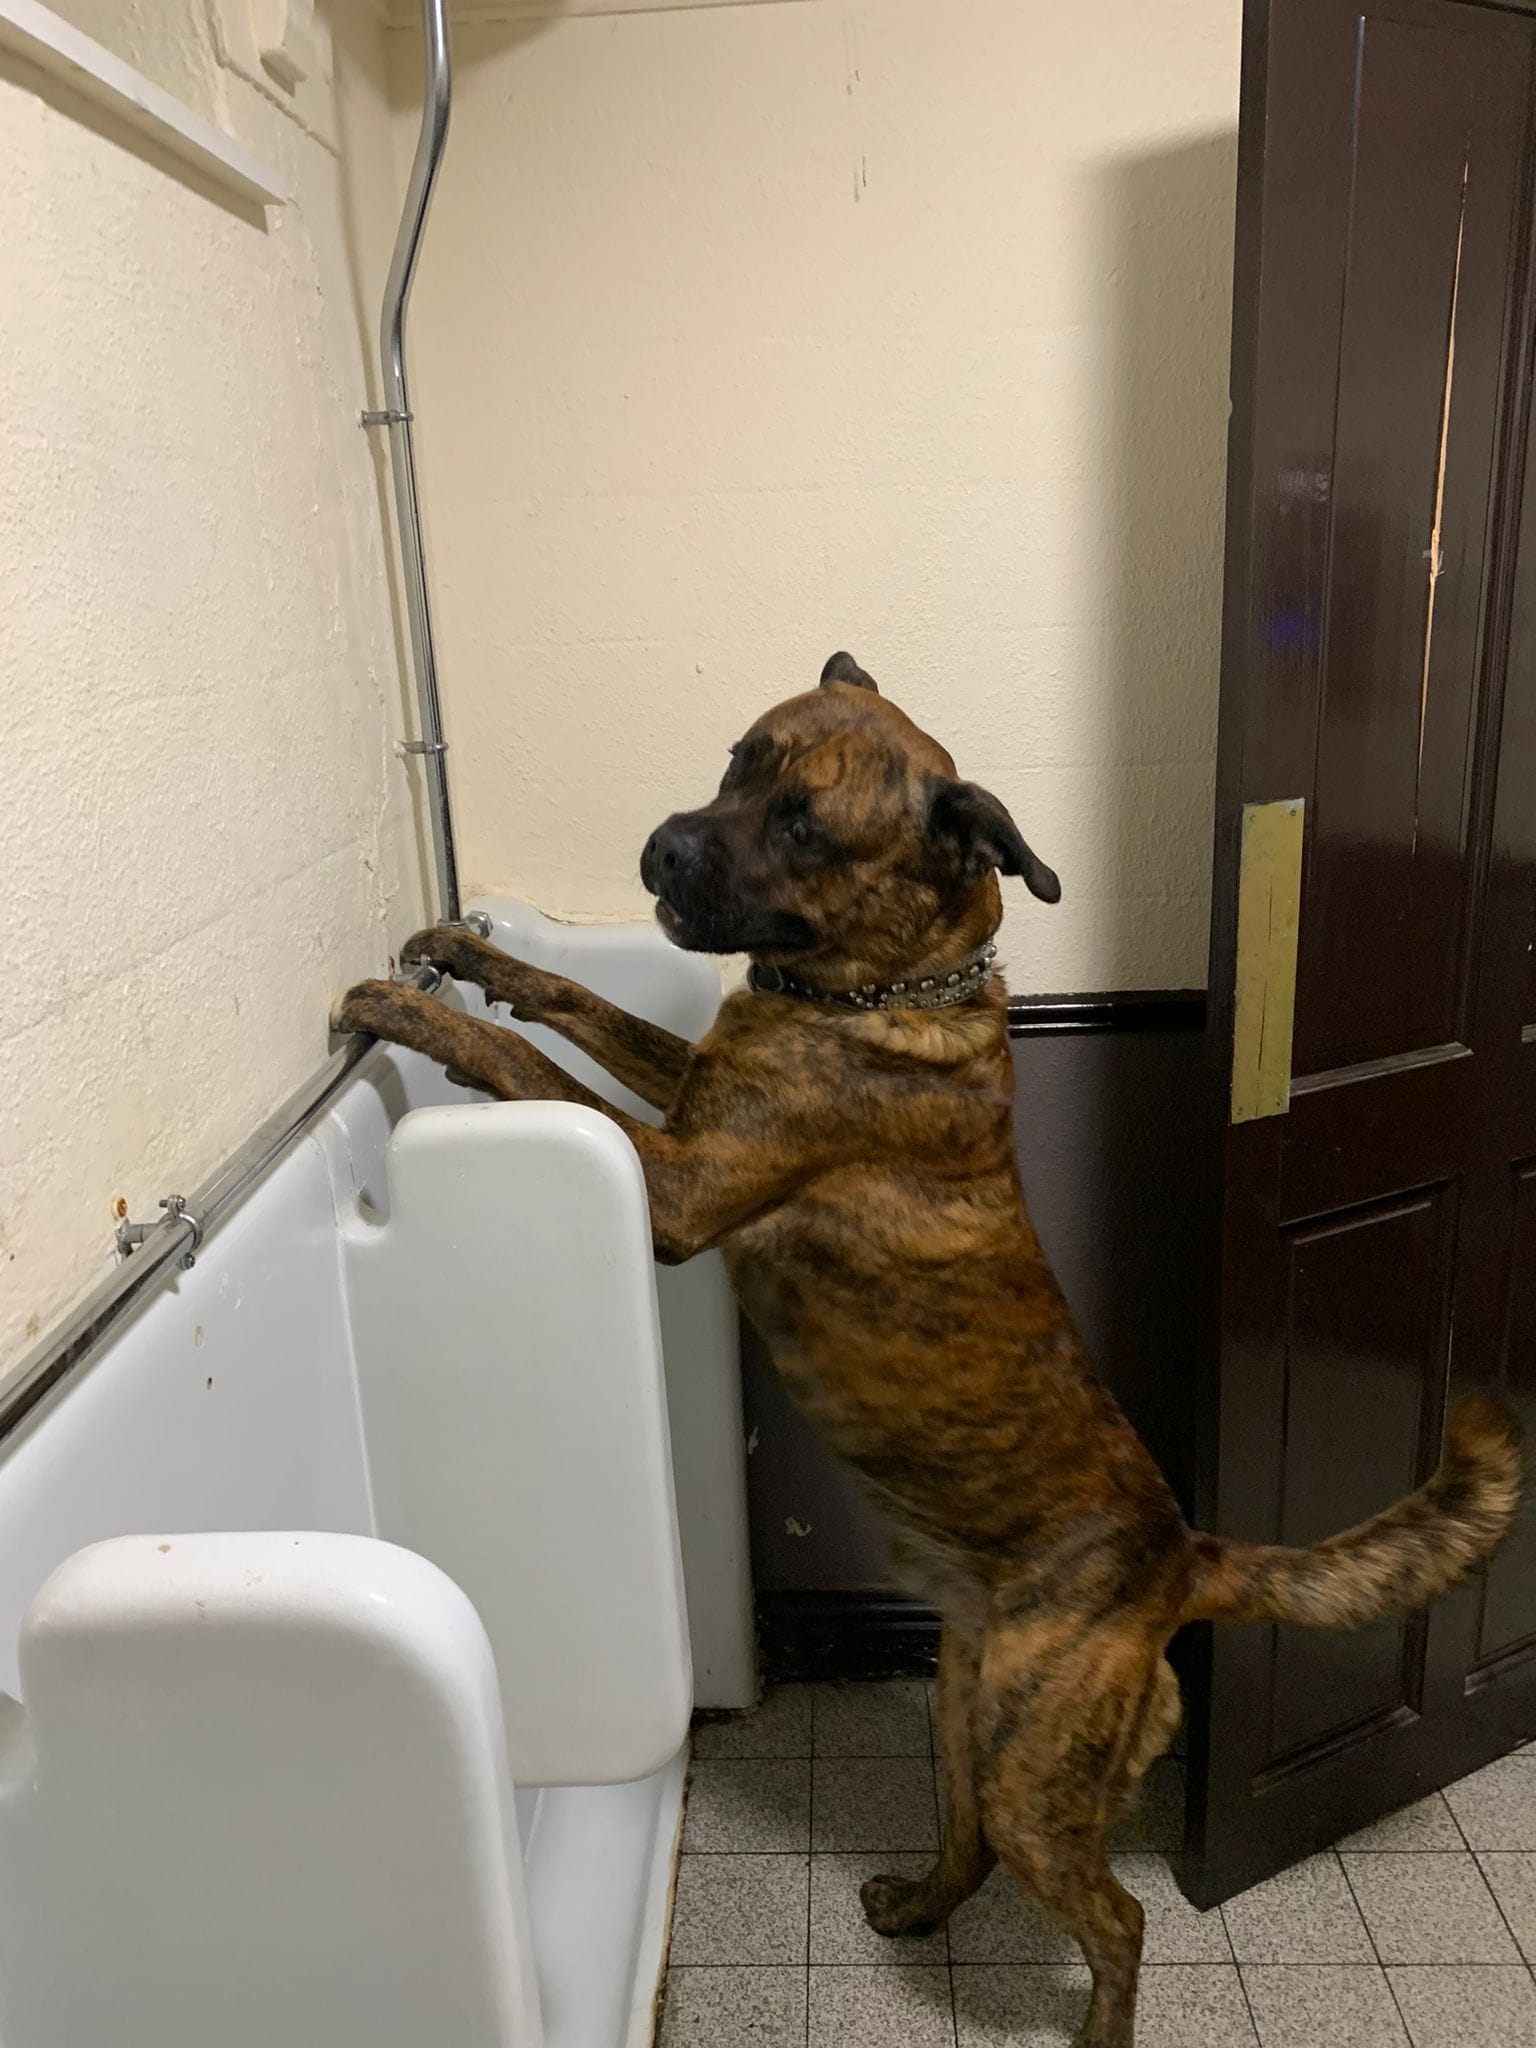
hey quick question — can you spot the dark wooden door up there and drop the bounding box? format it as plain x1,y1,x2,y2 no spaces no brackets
1188,0,1536,1907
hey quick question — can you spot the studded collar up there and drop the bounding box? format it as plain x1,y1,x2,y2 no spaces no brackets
747,941,999,1013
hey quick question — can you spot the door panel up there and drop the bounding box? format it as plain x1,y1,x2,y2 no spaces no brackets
1268,1187,1453,1761
1296,14,1500,1075
1190,0,1536,1907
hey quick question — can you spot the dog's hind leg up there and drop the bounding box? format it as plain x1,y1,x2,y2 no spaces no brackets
1103,1653,1182,1842
974,1619,1166,2048
861,1621,995,1937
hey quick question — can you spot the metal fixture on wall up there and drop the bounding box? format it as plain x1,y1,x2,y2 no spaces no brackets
361,0,468,929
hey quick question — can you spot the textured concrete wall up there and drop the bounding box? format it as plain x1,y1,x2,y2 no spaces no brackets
393,0,1239,992
0,1,426,1373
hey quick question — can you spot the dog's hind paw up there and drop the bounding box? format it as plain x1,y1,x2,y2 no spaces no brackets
860,1872,939,1939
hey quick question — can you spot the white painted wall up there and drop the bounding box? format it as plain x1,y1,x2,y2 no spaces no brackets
0,1,425,1374
392,0,1240,993
3,0,1240,1372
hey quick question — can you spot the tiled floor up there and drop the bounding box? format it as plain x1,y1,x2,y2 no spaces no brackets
661,1684,1536,2047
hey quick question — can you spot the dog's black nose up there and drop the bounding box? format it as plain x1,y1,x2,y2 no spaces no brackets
641,815,702,895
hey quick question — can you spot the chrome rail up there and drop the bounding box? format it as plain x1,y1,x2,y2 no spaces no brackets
0,965,444,1447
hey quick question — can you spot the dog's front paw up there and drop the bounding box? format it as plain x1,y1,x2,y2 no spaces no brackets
401,922,492,980
860,1872,939,1939
403,924,552,1018
333,977,418,1041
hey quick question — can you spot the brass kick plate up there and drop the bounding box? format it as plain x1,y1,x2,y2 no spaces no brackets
1230,798,1304,1124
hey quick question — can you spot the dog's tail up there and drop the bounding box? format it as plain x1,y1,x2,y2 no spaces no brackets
1181,1394,1523,1629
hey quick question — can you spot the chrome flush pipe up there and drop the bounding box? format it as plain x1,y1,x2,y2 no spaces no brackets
367,0,464,925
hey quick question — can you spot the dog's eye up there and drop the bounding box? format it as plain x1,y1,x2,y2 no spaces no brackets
785,816,813,848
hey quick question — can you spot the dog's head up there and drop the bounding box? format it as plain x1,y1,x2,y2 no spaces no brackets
640,653,1059,979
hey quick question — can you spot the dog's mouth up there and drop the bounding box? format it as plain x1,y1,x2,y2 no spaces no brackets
653,893,815,958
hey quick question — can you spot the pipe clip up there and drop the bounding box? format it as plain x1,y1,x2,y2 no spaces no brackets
116,1194,205,1271
399,738,448,757
358,407,413,428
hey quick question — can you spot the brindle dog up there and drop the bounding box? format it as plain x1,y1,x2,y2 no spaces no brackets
337,654,1521,2048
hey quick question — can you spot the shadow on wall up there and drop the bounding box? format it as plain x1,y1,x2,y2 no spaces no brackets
1090,128,1236,985
1061,128,1237,1507
743,131,1238,1598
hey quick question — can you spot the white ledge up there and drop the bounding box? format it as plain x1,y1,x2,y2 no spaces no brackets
0,0,287,207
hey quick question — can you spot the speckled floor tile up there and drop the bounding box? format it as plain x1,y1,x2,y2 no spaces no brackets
1442,1758,1536,1853
1240,1964,1408,2046
668,1853,809,1965
683,1758,811,1853
1474,1852,1536,1964
953,1963,1255,2046
810,1755,939,1853
948,1865,1078,1964
692,1685,814,1759
1120,1854,1236,1964
808,1964,954,2046
661,1693,1536,2048
658,1965,806,2047
1340,1852,1519,1966
1222,1854,1373,1965
812,1680,931,1756
952,1964,1090,2045
1136,1965,1260,2045
1387,1965,1536,2048
1339,1794,1463,1853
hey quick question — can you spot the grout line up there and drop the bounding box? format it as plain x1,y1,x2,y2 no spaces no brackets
1336,1848,1414,2046
1469,1851,1531,1968
684,1851,937,1867
1441,1784,1530,1968
1231,1960,1264,2047
922,1676,961,2046
1224,1961,1522,1969
1442,1797,1476,1857
668,1960,967,1970
805,1689,814,2048
1213,1878,1239,1968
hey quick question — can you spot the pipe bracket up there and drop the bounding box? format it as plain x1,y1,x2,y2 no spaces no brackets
115,1194,204,1271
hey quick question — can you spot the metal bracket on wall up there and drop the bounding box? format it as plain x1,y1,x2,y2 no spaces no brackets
358,408,412,428
115,1194,204,1271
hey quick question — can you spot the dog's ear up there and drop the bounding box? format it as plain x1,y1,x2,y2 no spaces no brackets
819,651,879,694
928,780,1061,902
